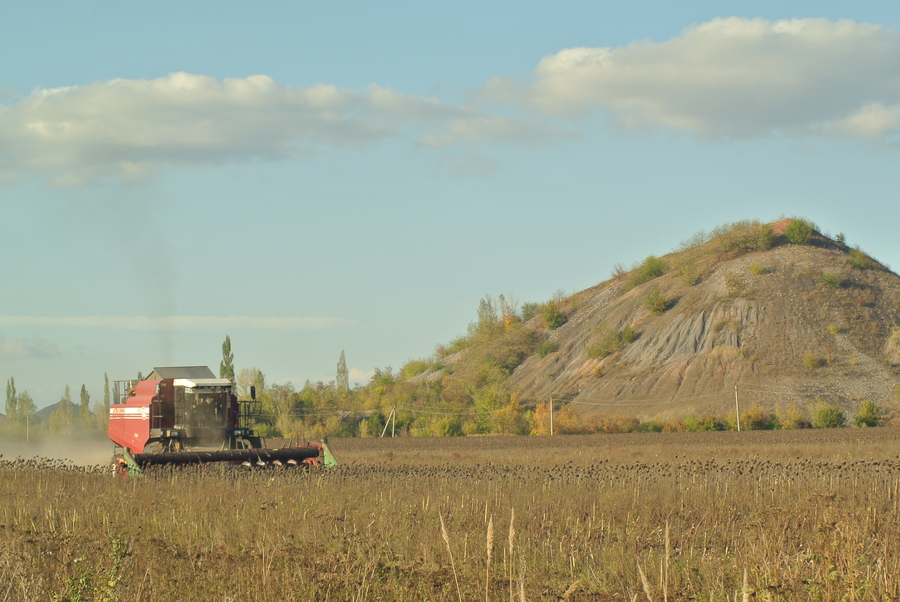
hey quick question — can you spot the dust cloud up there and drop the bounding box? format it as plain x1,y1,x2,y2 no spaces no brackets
0,435,114,467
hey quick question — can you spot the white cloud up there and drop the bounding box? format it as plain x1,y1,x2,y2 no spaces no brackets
0,335,60,358
349,367,376,383
0,73,390,186
0,316,353,330
481,17,900,140
0,73,549,186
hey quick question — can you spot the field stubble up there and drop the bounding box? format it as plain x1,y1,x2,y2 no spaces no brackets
1,429,899,601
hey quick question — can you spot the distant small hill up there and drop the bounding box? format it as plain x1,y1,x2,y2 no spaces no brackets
35,401,90,421
505,219,900,420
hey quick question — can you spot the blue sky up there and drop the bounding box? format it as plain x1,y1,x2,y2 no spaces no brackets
2,1,900,409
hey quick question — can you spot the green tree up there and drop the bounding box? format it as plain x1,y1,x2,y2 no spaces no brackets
476,295,500,331
104,373,110,410
236,367,265,400
79,384,91,426
5,377,17,421
812,403,845,428
784,218,813,245
220,335,235,380
854,400,883,427
336,350,349,393
17,391,36,433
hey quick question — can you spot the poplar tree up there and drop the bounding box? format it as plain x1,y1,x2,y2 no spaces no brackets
336,350,349,393
220,335,235,380
79,384,91,425
5,377,17,421
104,373,110,409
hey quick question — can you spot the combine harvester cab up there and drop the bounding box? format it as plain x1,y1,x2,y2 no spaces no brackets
109,366,336,476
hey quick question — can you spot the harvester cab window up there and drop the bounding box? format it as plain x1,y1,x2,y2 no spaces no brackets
184,388,228,429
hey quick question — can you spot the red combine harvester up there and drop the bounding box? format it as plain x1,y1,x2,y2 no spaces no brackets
109,366,336,476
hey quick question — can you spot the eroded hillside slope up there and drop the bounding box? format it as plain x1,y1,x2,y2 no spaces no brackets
510,224,900,419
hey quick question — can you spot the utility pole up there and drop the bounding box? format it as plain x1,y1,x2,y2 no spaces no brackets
380,406,397,438
549,395,554,436
734,385,741,432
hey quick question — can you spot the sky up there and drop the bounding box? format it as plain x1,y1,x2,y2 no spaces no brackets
2,1,900,410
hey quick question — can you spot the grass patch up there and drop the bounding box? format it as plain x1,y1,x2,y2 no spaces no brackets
586,326,636,359
678,263,700,286
749,261,768,275
848,246,876,270
802,352,826,371
724,273,747,298
821,271,843,288
535,340,559,358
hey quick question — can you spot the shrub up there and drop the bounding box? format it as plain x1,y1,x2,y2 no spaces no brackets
636,419,664,432
435,335,469,357
535,340,559,358
848,247,876,270
678,263,699,286
400,360,429,380
821,271,843,288
624,256,669,289
741,407,779,430
802,352,826,371
683,414,725,431
433,416,464,437
746,224,776,251
854,400,883,427
776,403,811,429
784,218,814,245
642,287,669,315
835,232,846,245
712,222,776,257
749,261,768,275
826,324,841,335
812,403,846,428
541,301,567,329
585,326,636,359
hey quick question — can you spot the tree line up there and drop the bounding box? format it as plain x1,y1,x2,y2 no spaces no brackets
2,375,112,440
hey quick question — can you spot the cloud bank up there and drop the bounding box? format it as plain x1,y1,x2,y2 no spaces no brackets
0,316,353,330
0,73,544,186
483,17,900,140
3,18,900,186
0,335,60,358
